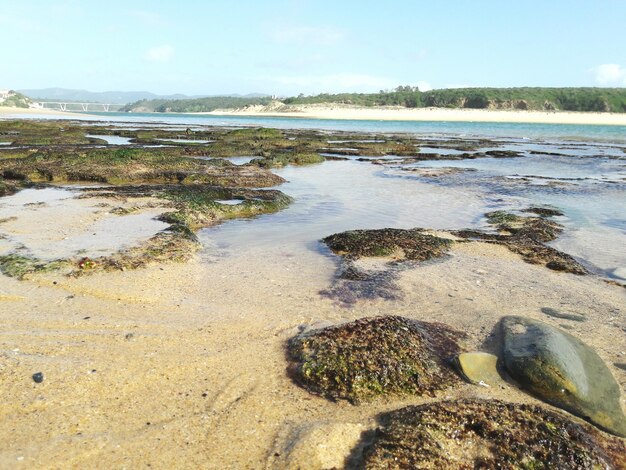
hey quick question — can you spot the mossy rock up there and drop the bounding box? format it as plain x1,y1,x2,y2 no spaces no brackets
322,228,452,261
0,254,69,279
361,399,626,469
287,316,464,403
522,206,564,217
486,210,563,242
502,316,626,437
455,209,587,275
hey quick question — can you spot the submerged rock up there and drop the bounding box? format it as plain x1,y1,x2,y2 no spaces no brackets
522,206,565,217
453,352,504,387
319,261,404,306
501,316,626,437
287,316,464,403
541,306,587,322
361,399,626,469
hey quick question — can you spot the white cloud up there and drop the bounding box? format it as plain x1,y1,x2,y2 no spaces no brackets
270,25,345,46
592,64,626,86
145,45,175,63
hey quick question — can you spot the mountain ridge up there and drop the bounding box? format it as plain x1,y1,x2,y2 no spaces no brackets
18,88,269,104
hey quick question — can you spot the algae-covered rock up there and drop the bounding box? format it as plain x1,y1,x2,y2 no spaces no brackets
322,228,452,262
455,209,588,275
362,399,626,469
453,352,504,387
522,206,564,217
287,316,464,403
502,316,626,437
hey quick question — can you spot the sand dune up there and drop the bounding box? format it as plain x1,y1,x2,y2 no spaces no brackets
207,102,626,126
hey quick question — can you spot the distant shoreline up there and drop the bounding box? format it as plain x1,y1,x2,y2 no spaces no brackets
3,104,626,127
203,103,626,126
0,106,91,118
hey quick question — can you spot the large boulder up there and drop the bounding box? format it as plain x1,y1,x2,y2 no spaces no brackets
501,316,626,437
287,316,464,403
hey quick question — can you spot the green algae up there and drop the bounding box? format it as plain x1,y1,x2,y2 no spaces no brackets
158,185,293,230
0,120,92,146
251,152,326,168
322,228,452,262
287,316,464,403
522,206,565,217
361,399,626,469
0,183,293,279
455,208,587,275
0,254,70,280
0,147,284,187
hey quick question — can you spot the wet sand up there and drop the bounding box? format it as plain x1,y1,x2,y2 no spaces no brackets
1,237,625,468
207,103,626,126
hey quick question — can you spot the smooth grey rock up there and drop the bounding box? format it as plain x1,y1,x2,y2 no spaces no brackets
502,315,626,437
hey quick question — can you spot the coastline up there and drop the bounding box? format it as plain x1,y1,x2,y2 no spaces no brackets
0,106,91,118
205,103,626,126
4,104,626,127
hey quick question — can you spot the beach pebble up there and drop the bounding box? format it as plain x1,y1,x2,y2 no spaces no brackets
32,372,44,383
453,352,504,387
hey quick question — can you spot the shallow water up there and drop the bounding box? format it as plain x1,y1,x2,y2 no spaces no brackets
85,134,133,145
201,160,491,253
198,135,626,281
156,138,213,144
386,148,626,278
0,188,168,260
407,154,626,183
215,199,245,205
225,156,256,165
9,111,626,142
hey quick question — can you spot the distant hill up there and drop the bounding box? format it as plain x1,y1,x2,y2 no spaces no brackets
0,90,31,108
19,88,270,105
18,88,200,104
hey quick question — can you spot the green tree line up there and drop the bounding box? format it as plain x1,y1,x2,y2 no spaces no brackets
121,87,626,113
121,96,272,113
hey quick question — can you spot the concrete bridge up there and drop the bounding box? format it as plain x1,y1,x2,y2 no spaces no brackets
32,102,124,112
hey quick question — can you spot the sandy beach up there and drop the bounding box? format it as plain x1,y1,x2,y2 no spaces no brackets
1,120,625,468
4,103,626,127
0,106,91,119
1,239,624,468
207,102,626,126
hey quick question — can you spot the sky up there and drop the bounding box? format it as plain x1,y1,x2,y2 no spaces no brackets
1,0,625,96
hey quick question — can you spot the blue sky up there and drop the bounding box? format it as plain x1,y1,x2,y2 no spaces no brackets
1,0,625,95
